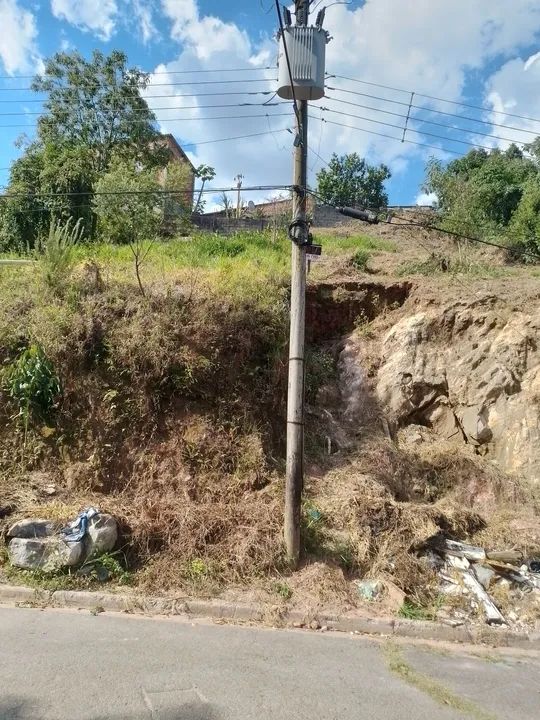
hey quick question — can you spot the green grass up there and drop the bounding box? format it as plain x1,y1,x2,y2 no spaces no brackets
398,600,431,620
318,233,397,257
2,550,133,591
398,255,512,279
72,230,290,273
383,643,496,720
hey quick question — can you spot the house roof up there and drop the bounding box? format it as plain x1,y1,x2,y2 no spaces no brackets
161,133,196,173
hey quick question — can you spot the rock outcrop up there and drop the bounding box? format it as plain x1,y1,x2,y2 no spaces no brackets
345,295,540,481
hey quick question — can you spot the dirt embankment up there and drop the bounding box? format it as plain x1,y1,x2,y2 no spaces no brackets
1,222,540,621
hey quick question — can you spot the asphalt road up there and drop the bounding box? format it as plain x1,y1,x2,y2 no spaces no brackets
0,606,539,720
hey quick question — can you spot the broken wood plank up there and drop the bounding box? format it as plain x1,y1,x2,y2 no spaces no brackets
485,549,524,565
461,570,506,625
444,539,486,562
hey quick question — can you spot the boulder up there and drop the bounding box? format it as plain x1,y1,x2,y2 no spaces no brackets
82,513,118,559
8,536,83,571
7,518,59,539
458,406,492,446
364,298,540,480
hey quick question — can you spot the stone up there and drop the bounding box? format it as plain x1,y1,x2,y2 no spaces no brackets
309,620,320,630
365,299,540,480
426,402,462,441
472,564,495,590
7,518,58,539
82,513,118,559
458,406,492,446
8,536,82,571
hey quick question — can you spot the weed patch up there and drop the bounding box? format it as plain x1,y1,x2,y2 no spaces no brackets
383,643,496,720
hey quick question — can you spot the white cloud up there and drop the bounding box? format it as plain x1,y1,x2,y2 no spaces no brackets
0,0,41,74
51,0,118,41
133,0,157,44
484,53,540,150
416,192,438,206
160,0,250,60
149,1,540,203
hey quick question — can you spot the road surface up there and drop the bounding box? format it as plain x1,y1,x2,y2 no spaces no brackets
0,606,539,719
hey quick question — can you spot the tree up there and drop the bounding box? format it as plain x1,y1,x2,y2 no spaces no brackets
509,177,540,256
92,156,162,245
1,50,165,250
316,153,391,209
423,144,539,237
219,192,234,218
33,50,162,174
194,164,216,213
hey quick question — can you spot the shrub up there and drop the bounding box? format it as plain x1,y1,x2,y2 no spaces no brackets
38,217,84,292
351,248,371,271
508,178,540,259
2,344,60,436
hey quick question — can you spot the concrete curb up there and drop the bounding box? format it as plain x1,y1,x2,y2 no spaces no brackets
1,582,538,650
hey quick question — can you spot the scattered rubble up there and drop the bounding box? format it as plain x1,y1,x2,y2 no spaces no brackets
6,508,118,572
429,539,540,628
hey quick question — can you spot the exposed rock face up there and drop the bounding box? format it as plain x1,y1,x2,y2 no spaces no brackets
350,296,540,480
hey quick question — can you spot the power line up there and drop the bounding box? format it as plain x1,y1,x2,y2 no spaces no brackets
0,66,276,81
0,97,289,117
0,128,293,185
305,187,540,262
328,73,540,127
0,108,291,135
326,85,540,138
0,89,279,106
0,184,292,200
0,104,290,129
321,102,528,148
0,78,278,93
311,115,464,155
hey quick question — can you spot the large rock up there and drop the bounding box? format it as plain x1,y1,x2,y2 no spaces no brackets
8,536,83,571
83,514,118,559
7,518,58,539
344,296,540,480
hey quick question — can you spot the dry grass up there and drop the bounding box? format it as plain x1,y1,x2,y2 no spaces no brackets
2,230,539,606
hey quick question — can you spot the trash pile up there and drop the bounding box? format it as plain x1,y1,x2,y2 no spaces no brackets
6,507,118,573
426,539,540,628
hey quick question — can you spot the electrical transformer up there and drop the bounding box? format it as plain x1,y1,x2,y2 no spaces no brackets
277,26,329,101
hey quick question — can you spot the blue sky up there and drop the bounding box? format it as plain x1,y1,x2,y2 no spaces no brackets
2,1,540,207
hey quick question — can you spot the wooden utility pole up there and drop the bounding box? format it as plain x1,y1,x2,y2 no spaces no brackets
285,0,309,566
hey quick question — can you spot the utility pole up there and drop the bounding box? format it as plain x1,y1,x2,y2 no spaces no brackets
235,173,243,219
285,0,310,566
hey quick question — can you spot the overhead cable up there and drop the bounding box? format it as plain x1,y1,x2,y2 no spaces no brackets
328,73,540,126
325,85,540,138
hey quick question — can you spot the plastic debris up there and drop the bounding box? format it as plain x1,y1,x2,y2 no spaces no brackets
61,507,100,543
355,579,382,601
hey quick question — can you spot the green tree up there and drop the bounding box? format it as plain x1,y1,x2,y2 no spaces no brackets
509,177,540,257
316,153,391,208
1,50,165,250
423,144,538,240
33,50,162,174
92,156,162,245
194,164,216,213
